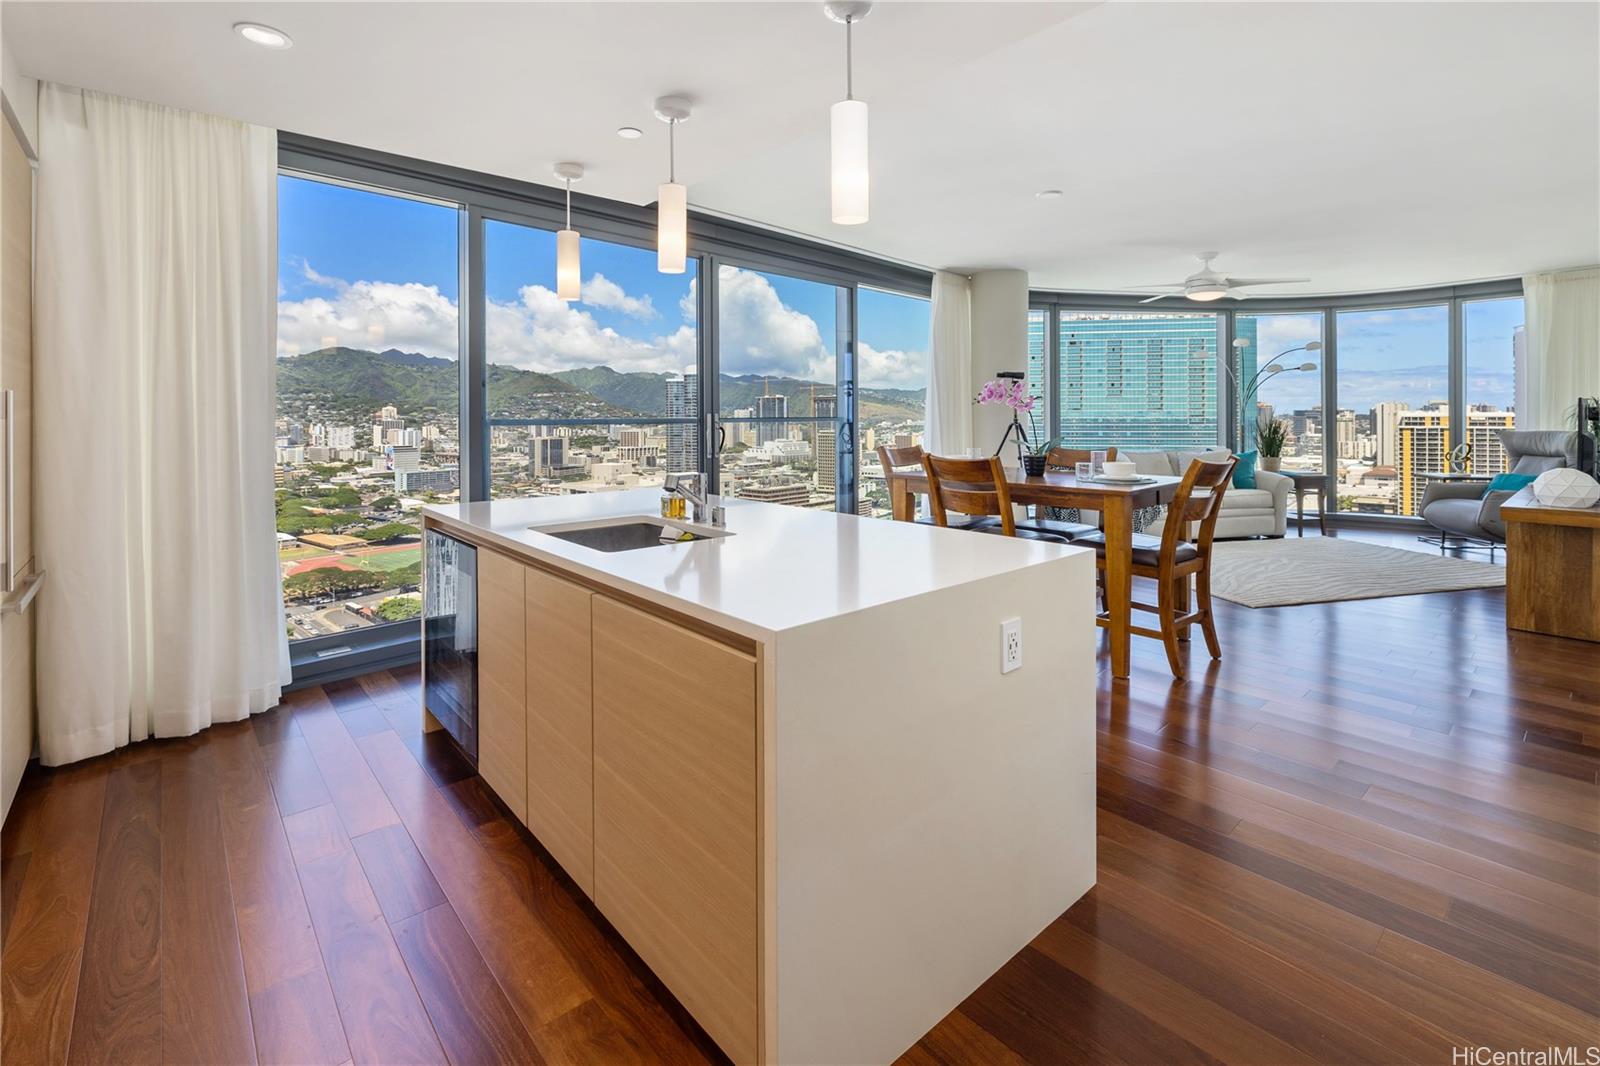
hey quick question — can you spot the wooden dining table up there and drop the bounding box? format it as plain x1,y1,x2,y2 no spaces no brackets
887,465,1183,679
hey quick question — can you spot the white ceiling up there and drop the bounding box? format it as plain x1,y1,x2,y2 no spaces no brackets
5,1,1597,295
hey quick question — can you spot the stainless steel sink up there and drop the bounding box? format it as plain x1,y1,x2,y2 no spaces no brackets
529,516,734,553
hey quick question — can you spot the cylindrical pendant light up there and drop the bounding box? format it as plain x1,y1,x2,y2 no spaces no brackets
825,1,872,225
554,162,584,301
654,96,691,274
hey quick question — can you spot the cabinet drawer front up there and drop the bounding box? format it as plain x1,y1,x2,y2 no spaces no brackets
477,548,527,821
524,567,595,896
591,597,758,1064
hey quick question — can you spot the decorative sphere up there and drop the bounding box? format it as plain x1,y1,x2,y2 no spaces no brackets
1532,468,1600,509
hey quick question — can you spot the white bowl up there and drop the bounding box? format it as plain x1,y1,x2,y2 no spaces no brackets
1102,461,1137,479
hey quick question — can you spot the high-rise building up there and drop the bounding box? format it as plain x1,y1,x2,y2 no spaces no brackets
529,435,567,478
1372,402,1408,467
395,467,459,494
1467,406,1515,475
814,394,838,494
755,393,788,446
1057,313,1219,449
1512,325,1526,415
736,480,810,507
391,445,421,473
1335,410,1359,459
665,373,699,473
1396,405,1450,515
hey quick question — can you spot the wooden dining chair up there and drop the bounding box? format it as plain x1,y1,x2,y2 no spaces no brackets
1074,455,1238,679
921,454,1073,544
1014,447,1119,540
877,443,1002,530
1044,446,1118,470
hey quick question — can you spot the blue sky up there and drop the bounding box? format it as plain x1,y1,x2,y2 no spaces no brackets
279,175,1517,408
1248,298,1522,416
278,175,931,387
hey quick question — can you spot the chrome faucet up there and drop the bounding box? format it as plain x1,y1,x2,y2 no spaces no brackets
663,472,725,527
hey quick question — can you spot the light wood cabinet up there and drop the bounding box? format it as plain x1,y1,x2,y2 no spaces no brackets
476,548,527,822
523,567,595,896
591,596,760,1065
468,546,761,1063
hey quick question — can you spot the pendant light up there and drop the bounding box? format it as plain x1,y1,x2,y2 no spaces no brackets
824,1,872,225
654,96,691,274
554,162,584,301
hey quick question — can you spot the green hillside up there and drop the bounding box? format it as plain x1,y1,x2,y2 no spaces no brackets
277,347,925,427
551,367,925,420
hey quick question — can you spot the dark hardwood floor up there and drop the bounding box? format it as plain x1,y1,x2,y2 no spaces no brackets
3,527,1596,1064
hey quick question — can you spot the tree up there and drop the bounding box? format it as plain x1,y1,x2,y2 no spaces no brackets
283,566,383,601
370,495,399,511
375,596,422,622
354,522,418,543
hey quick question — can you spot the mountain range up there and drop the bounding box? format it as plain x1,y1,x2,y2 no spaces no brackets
277,347,924,426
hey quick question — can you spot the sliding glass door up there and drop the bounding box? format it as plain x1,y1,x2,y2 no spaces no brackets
858,286,931,517
714,264,849,512
1333,304,1449,516
482,217,701,499
1461,296,1525,475
1235,311,1326,475
275,174,460,645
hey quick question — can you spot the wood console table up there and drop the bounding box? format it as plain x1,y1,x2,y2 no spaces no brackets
1500,487,1600,642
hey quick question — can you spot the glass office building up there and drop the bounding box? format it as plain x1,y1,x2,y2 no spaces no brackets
1056,312,1221,450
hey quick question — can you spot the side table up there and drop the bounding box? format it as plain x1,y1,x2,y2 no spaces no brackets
1281,470,1333,536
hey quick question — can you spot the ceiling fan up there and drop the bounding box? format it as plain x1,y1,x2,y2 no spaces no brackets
1126,253,1309,304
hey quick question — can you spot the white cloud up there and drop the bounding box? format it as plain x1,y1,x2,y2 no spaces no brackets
486,283,694,376
715,267,832,380
277,277,459,359
277,264,693,375
276,264,909,389
859,341,927,391
581,273,656,319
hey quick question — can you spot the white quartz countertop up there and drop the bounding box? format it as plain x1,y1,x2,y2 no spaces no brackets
423,488,1085,640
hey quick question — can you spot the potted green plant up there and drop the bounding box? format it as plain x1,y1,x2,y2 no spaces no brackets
1256,419,1287,472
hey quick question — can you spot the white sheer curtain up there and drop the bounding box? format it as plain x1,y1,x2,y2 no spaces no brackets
1519,266,1600,431
924,271,973,457
34,85,288,765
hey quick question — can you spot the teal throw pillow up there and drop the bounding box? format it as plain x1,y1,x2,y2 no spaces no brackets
1484,472,1536,495
1232,451,1257,490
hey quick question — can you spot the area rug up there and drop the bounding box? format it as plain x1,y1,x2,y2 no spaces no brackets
1208,537,1506,608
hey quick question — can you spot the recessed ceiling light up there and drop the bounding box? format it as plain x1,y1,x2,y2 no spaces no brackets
234,22,292,49
616,126,643,140
1036,189,1064,200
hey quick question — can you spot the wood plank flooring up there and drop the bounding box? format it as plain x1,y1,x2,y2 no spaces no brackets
3,529,1597,1064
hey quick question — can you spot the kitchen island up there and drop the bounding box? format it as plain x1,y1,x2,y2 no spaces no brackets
421,488,1097,1065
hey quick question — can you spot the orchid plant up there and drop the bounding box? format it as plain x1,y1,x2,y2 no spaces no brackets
976,377,1058,458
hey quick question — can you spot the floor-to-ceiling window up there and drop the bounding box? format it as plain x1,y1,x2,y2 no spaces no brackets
276,138,927,678
1334,304,1450,516
715,265,847,511
1462,296,1525,475
858,286,931,516
1056,310,1221,450
275,174,460,643
483,219,700,499
1235,311,1326,476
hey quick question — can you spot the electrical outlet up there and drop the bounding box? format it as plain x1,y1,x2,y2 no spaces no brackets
1001,617,1022,674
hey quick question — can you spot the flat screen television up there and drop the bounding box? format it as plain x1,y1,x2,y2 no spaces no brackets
1578,397,1599,478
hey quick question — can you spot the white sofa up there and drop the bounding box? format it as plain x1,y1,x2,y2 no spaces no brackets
1123,449,1291,539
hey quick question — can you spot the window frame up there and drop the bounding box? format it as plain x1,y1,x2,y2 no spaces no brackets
278,133,932,684
1027,279,1524,527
